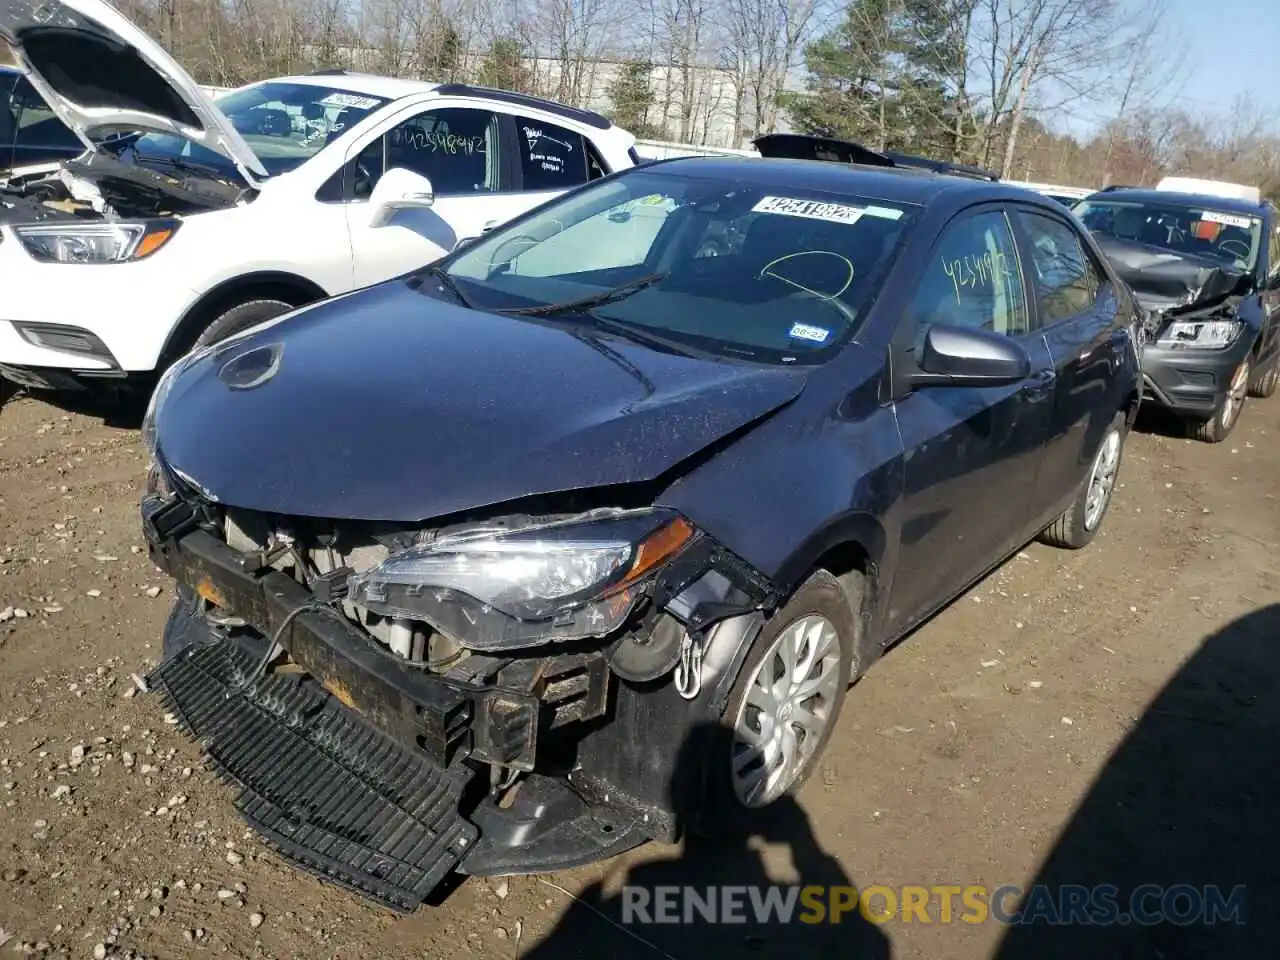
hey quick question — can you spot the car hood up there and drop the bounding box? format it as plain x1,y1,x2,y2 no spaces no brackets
1092,233,1246,311
154,280,809,522
0,0,267,185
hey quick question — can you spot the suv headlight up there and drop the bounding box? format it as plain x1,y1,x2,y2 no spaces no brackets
1156,319,1241,350
348,509,696,650
15,220,178,263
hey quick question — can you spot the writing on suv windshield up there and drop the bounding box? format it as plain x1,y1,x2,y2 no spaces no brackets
444,172,915,364
1074,198,1262,271
120,82,390,180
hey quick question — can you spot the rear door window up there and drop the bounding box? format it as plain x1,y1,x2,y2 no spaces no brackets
1015,209,1102,325
513,116,593,191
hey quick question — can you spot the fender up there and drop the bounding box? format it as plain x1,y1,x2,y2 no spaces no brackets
773,510,887,598
160,270,329,365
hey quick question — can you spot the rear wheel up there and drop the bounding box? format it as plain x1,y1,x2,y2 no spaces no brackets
1040,411,1126,549
1191,355,1250,443
691,570,860,838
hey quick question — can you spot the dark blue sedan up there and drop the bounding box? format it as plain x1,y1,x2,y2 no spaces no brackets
0,65,82,175
138,150,1142,910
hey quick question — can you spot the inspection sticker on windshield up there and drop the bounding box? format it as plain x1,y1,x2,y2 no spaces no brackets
1201,211,1255,229
788,322,831,343
318,93,382,110
753,196,864,224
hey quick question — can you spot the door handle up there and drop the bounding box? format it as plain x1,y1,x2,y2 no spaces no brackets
481,219,500,233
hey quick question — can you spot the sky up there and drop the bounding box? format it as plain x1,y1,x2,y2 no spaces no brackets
1147,0,1280,114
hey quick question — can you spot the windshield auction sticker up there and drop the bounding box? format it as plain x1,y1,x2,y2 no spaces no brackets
318,93,382,110
753,196,865,224
1201,211,1255,229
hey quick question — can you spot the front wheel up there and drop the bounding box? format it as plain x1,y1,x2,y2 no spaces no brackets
1248,355,1279,399
691,570,860,838
1039,411,1127,549
193,299,295,350
1191,355,1250,443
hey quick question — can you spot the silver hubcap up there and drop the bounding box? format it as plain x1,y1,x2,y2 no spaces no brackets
730,615,842,808
1084,429,1122,531
1222,360,1250,427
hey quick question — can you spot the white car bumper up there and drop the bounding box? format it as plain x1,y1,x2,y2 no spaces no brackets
0,232,201,379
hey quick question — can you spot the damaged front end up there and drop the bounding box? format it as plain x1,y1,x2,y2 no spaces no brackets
1097,233,1251,347
140,478,779,910
0,149,246,240
1095,234,1256,414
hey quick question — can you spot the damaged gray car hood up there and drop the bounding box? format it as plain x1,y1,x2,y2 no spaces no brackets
1093,234,1247,310
153,277,809,522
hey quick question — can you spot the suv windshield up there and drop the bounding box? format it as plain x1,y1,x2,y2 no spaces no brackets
1074,197,1263,272
444,170,916,364
111,82,390,181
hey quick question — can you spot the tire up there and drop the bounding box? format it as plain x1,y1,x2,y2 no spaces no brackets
192,299,295,350
1190,355,1250,443
1039,411,1127,550
1248,356,1279,399
690,569,860,839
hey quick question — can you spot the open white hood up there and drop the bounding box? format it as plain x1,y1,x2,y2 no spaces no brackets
0,0,268,185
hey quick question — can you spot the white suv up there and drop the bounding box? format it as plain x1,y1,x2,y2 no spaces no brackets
0,0,637,396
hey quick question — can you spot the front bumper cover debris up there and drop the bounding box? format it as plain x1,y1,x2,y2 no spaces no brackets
149,639,478,911
139,492,788,909
141,498,608,772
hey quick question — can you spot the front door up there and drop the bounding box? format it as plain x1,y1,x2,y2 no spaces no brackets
345,105,526,288
887,206,1054,635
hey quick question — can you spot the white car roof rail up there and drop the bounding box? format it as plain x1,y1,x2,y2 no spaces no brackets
1155,176,1261,205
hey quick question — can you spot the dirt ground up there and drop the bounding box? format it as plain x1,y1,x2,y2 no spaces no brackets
1,386,1278,960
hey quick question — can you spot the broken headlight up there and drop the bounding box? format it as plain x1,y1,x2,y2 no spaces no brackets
348,509,696,650
1156,319,1241,350
15,220,179,264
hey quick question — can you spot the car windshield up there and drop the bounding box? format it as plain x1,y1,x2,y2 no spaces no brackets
443,170,916,364
113,82,390,180
1073,198,1263,271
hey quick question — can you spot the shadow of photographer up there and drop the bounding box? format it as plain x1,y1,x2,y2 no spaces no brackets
994,603,1280,959
520,720,892,959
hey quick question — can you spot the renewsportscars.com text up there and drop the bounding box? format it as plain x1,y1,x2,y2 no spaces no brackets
620,883,1248,926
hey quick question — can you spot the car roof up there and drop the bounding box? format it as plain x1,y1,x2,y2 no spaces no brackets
640,155,1049,208
262,73,618,132
272,72,440,100
1086,187,1270,218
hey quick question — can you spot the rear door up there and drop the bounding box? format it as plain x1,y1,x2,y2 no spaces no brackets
1011,204,1127,518
1259,220,1280,371
887,205,1055,634
492,111,613,237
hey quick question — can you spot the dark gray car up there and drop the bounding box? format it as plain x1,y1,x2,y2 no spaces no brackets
139,152,1143,909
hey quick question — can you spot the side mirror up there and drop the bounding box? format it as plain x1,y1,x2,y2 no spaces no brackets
368,167,435,227
908,325,1031,388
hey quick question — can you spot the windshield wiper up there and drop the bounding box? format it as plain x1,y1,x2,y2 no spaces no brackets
497,272,665,316
423,264,473,308
133,153,232,181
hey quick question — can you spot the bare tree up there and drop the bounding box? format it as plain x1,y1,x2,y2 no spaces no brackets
721,0,824,141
